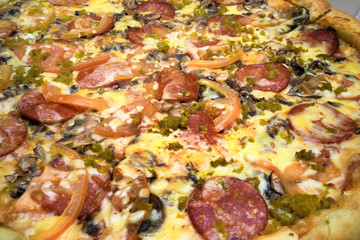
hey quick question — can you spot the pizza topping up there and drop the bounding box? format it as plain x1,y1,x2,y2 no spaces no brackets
269,193,331,226
235,63,291,93
13,40,79,73
29,144,89,239
49,0,89,6
41,82,110,110
134,0,175,20
188,111,217,144
0,20,17,39
0,112,27,157
76,59,151,89
188,176,268,240
155,68,199,102
342,156,360,192
188,49,246,68
127,24,170,46
18,88,80,124
94,100,148,138
214,0,245,6
111,165,150,239
302,28,339,56
288,103,357,143
63,11,114,39
0,65,12,91
206,15,249,36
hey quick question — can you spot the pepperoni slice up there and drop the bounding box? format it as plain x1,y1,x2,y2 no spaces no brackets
77,60,134,89
135,0,175,20
206,15,249,36
288,104,357,144
343,158,360,192
68,14,114,37
192,39,220,48
18,88,79,124
302,28,339,56
188,176,268,240
49,0,89,6
0,112,27,157
127,24,170,46
213,0,245,5
0,20,17,39
188,111,217,144
13,40,78,73
156,68,199,102
235,63,290,93
79,175,111,222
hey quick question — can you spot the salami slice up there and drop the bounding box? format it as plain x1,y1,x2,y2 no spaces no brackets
156,68,199,102
0,20,17,39
0,112,27,157
288,103,357,144
188,176,268,240
302,28,339,56
135,0,175,20
188,111,217,144
18,88,79,124
235,63,290,93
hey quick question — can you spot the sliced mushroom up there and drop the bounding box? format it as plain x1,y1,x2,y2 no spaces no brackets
264,172,286,200
135,13,161,24
308,60,336,75
57,114,101,147
266,116,293,140
82,219,105,237
290,58,305,76
138,193,165,233
102,42,133,52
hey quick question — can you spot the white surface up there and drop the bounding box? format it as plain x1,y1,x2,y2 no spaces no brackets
327,0,360,18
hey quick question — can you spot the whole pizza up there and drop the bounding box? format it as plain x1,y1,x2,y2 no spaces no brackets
0,0,360,239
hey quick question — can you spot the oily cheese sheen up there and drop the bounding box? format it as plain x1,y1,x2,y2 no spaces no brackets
0,0,360,239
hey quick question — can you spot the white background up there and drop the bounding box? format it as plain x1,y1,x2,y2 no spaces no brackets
327,0,360,18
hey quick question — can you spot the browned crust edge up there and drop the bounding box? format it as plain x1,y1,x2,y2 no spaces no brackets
317,9,360,52
284,0,332,22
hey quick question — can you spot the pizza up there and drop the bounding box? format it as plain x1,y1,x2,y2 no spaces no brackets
0,0,360,239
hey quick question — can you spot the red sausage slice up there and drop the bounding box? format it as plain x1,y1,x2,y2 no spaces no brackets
79,175,111,222
155,68,199,102
213,0,245,5
0,112,27,157
188,176,268,240
302,28,339,56
77,61,134,89
135,0,175,20
0,20,17,39
235,63,290,93
188,111,217,144
127,24,170,46
206,15,249,37
18,88,79,124
288,103,357,144
49,0,89,6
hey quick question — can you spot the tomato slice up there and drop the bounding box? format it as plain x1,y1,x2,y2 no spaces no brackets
188,50,245,69
62,12,114,39
19,3,55,30
29,144,89,240
71,53,112,71
0,66,12,92
199,80,241,132
13,40,79,73
41,82,110,110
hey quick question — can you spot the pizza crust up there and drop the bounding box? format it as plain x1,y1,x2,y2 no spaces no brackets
292,184,360,240
317,9,360,52
284,0,332,22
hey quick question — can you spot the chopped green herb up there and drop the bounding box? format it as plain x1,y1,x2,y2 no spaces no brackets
295,149,315,161
178,196,188,211
167,142,184,151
